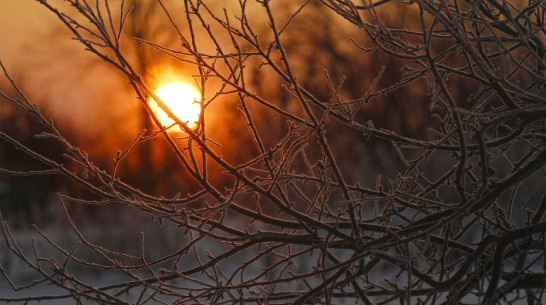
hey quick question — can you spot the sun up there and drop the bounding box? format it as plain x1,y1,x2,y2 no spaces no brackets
148,82,201,130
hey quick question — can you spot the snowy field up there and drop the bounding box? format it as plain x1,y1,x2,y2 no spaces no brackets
1,222,540,304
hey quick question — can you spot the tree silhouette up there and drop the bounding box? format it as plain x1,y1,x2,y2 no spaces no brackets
1,0,545,304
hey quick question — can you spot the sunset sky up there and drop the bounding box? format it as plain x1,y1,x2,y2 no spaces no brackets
0,1,141,143
0,1,53,67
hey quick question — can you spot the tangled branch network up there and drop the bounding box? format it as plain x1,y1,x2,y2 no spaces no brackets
0,0,545,304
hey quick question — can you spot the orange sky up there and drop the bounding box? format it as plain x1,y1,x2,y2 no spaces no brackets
0,1,139,144
0,1,265,150
0,1,55,67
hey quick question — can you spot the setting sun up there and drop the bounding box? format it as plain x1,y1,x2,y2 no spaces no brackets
149,82,201,130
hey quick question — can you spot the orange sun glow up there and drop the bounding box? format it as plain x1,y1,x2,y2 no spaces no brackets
148,82,201,130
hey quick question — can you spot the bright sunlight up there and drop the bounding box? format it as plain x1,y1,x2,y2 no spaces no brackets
149,82,201,130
